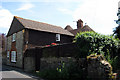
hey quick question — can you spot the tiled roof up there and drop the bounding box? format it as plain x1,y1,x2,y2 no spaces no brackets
64,25,73,31
15,16,74,36
70,25,94,35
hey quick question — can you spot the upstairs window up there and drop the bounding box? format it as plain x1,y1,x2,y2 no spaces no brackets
12,33,16,42
56,34,60,41
11,51,16,62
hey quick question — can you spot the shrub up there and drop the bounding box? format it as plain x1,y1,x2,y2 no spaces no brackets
37,61,85,80
74,32,119,57
74,31,120,71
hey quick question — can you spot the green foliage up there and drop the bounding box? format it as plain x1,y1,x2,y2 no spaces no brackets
102,53,119,71
74,31,120,58
113,26,120,39
74,31,120,71
37,61,85,80
36,69,59,80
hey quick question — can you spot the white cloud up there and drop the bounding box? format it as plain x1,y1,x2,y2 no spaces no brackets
0,8,14,33
72,0,119,35
58,0,119,35
16,3,34,11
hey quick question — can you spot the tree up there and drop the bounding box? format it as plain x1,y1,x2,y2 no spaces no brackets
113,25,120,39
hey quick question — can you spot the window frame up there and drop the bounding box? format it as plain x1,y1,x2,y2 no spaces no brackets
12,33,16,42
11,51,16,62
56,34,60,41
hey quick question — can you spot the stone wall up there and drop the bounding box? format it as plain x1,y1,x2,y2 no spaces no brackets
87,54,113,79
40,57,76,71
6,36,12,66
6,30,24,68
24,57,35,72
23,44,113,79
7,36,12,51
23,43,77,71
15,30,24,68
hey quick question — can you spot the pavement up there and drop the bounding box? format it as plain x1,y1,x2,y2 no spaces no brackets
1,64,43,80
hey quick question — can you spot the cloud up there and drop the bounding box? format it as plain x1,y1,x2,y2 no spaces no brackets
0,8,14,33
57,0,119,34
72,0,118,35
16,3,34,11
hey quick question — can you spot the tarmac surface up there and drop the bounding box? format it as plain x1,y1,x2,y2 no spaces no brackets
1,64,42,80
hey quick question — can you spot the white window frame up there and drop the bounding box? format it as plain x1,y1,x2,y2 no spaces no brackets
56,34,60,41
12,33,16,42
7,51,10,58
11,51,16,62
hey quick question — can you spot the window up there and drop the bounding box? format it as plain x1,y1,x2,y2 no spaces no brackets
56,34,60,41
12,33,16,42
11,51,16,62
7,51,10,58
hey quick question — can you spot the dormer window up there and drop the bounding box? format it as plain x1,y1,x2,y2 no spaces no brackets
56,34,60,41
12,33,16,42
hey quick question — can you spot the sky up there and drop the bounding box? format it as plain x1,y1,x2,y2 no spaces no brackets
0,0,119,35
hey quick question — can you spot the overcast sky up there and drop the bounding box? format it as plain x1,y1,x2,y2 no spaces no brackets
0,0,119,35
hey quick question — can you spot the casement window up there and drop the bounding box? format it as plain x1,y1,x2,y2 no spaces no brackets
12,33,16,42
7,51,10,58
56,34,60,41
11,51,16,62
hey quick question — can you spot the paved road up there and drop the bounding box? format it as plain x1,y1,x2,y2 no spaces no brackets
1,65,42,80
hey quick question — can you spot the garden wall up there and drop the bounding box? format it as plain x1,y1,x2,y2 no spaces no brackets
24,43,115,79
40,57,76,71
24,43,77,72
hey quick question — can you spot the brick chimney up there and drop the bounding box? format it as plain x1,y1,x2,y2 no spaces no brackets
77,19,83,29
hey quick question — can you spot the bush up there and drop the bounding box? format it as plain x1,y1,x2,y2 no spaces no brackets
74,31,120,71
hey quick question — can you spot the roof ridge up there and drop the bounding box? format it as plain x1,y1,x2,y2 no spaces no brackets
15,16,63,29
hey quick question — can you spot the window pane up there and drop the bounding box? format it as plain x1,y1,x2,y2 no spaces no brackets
11,51,16,62
56,34,60,41
12,33,16,42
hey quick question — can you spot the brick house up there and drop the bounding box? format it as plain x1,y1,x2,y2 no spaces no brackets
65,19,94,35
6,16,74,68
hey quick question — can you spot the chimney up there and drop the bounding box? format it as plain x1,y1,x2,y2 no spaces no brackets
77,19,83,29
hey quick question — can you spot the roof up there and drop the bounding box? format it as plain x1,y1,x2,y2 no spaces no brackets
64,25,73,31
70,25,94,35
15,16,74,36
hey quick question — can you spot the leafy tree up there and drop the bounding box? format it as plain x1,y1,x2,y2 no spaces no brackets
74,31,119,57
74,31,120,71
113,25,120,39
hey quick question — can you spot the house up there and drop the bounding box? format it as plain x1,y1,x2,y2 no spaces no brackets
65,19,94,35
0,33,6,52
6,16,74,68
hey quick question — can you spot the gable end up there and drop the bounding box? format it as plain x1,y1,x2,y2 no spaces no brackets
7,17,25,37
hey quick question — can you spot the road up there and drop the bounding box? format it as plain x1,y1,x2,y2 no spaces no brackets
1,65,42,80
